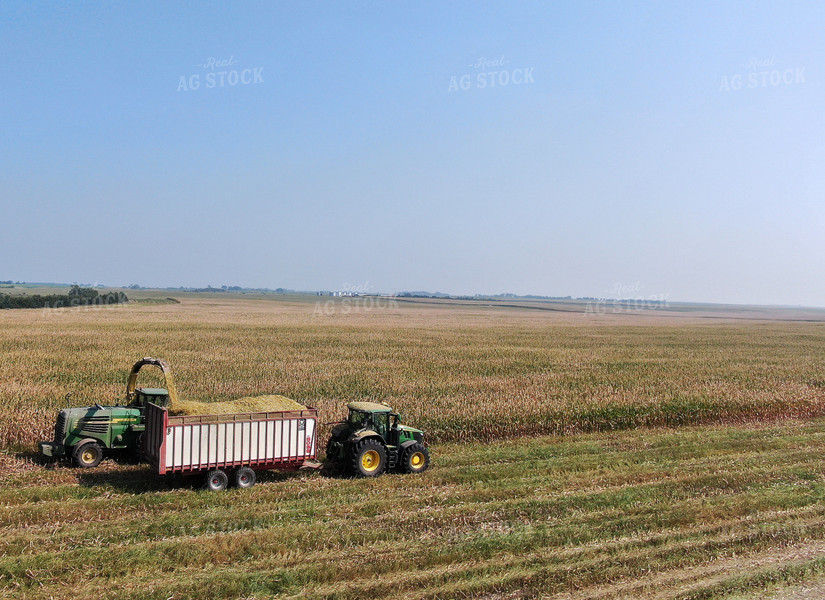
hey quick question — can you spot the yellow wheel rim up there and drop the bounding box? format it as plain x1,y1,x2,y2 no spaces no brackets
82,449,95,463
410,452,425,468
361,450,380,472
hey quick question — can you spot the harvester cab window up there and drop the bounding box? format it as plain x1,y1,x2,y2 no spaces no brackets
134,388,171,408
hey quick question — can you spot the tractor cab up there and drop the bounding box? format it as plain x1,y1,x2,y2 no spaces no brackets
326,401,429,477
347,401,392,438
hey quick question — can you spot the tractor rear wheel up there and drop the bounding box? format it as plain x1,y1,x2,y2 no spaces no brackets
73,441,103,468
401,443,430,474
234,467,256,489
325,438,338,463
351,439,387,477
205,469,229,491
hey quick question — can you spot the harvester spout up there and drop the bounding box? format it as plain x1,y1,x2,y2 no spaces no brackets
125,357,180,405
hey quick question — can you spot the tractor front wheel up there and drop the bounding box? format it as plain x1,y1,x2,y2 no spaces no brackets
401,443,430,474
351,439,387,477
73,441,103,468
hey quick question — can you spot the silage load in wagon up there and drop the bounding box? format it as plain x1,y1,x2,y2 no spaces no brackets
167,394,307,416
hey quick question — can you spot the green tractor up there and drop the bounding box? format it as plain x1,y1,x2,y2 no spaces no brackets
39,357,177,468
326,402,430,477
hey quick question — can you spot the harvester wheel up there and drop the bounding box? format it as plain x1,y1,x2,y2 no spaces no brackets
133,433,144,458
205,469,229,491
401,443,430,474
73,441,103,468
351,439,386,477
234,467,256,489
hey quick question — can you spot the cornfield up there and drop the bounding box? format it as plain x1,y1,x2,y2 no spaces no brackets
2,294,824,450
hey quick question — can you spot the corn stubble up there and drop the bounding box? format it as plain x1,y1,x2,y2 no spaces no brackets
5,420,825,599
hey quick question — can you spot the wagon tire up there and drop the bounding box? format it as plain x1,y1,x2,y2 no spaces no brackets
401,443,430,474
234,467,256,489
205,469,229,491
73,441,103,468
351,439,386,477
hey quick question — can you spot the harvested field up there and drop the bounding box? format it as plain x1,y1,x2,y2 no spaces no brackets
4,419,825,598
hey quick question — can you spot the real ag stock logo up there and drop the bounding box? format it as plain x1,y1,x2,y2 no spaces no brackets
448,55,535,92
719,56,806,92
177,55,263,92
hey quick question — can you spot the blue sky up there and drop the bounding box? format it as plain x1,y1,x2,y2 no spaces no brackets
2,1,823,305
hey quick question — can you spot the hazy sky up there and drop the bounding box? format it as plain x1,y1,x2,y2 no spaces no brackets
2,1,824,305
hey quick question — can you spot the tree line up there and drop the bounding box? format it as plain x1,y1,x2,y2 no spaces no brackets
0,286,128,310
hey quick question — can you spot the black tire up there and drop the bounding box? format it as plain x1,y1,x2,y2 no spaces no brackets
133,433,144,458
234,467,256,489
351,439,387,477
205,469,228,491
73,441,103,468
325,438,338,463
401,443,430,474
